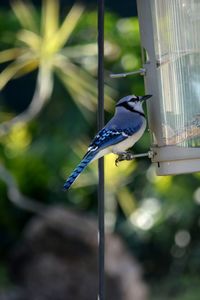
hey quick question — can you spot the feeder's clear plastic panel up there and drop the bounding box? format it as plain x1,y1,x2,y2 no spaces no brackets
151,0,200,147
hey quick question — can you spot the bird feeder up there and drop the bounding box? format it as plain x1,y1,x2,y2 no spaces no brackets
137,0,200,175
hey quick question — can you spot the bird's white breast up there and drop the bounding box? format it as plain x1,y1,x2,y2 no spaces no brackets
111,118,146,154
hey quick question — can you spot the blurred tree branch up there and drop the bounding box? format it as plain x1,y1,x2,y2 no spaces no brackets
0,164,46,213
0,64,53,137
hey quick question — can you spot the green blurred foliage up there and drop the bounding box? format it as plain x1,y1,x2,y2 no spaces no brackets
0,2,200,299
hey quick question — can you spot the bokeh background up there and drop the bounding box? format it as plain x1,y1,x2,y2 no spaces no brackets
0,1,200,299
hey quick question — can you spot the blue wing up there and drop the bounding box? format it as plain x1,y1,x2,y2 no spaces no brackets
87,115,143,152
85,128,128,155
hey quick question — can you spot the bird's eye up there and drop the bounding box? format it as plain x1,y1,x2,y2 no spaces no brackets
130,97,139,102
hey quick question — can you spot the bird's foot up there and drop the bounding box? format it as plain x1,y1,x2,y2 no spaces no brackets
115,152,134,166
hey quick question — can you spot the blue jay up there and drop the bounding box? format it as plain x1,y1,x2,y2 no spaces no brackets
64,94,152,190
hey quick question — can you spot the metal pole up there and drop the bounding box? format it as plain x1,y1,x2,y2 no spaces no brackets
97,0,105,299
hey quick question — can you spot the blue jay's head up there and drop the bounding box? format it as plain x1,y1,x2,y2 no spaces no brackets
116,94,152,114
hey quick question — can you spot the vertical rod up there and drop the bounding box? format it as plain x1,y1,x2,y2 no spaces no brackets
97,0,105,299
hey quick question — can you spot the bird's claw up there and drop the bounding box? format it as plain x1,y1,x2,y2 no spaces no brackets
115,156,120,166
115,152,134,166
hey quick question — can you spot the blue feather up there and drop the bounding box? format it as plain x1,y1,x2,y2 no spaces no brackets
87,128,127,151
63,151,97,190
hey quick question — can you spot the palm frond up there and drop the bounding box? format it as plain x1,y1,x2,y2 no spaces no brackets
61,43,97,58
0,58,38,90
49,4,84,52
11,0,38,32
17,30,42,51
42,0,59,39
0,64,53,136
0,48,26,63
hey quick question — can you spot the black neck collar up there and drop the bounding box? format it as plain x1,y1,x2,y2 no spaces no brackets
116,102,145,117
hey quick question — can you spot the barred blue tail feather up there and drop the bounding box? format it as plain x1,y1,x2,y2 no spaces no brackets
63,151,96,190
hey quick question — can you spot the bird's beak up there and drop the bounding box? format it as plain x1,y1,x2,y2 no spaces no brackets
139,95,152,102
